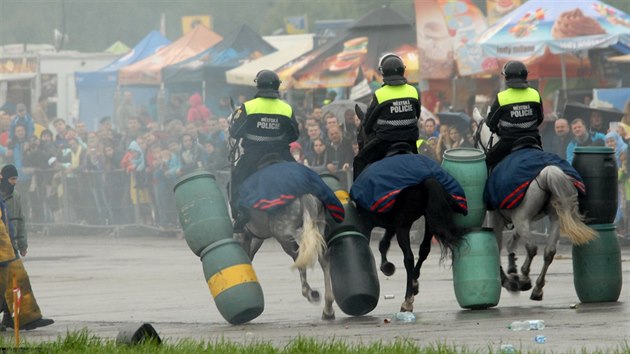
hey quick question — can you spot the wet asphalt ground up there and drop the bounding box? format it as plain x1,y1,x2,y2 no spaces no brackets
4,229,629,353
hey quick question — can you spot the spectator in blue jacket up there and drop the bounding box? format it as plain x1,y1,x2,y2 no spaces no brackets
9,104,34,143
566,118,605,164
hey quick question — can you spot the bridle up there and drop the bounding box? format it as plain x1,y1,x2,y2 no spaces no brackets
473,118,495,154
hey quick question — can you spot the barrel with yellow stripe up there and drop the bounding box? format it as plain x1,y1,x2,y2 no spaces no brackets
320,173,379,316
174,171,264,324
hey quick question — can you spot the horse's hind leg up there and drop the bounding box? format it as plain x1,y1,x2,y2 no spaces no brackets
511,222,535,292
379,227,396,276
530,216,560,301
413,224,433,286
395,225,416,312
318,253,335,320
280,240,321,303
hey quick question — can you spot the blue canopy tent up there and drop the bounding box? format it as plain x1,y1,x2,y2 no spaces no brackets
75,31,170,130
162,25,276,110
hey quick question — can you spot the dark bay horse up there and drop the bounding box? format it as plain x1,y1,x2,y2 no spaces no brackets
360,175,465,312
472,109,596,300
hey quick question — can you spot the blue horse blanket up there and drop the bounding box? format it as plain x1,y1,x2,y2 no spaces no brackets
238,162,345,222
485,148,585,209
350,154,468,214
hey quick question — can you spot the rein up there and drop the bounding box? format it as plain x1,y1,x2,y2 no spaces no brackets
473,118,494,154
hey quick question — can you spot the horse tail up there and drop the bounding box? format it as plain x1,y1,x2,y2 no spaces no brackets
541,166,597,245
293,194,326,269
423,178,464,256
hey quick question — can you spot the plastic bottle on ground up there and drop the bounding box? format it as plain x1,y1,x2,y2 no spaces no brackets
508,319,545,331
394,312,416,323
534,335,547,344
500,344,516,353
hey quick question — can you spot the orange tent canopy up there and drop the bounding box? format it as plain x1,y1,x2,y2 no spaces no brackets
118,25,222,85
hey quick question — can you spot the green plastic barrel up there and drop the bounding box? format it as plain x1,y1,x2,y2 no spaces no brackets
320,173,380,316
327,231,380,316
441,148,487,228
452,228,501,309
572,147,617,224
572,224,622,303
174,171,264,324
201,239,265,324
174,171,233,256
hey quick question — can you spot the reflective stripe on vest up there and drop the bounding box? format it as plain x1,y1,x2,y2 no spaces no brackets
243,97,293,117
375,84,418,103
497,88,540,106
242,97,292,142
377,118,417,126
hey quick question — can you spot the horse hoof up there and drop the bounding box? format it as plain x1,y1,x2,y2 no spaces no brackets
380,262,395,276
503,280,520,293
530,290,543,301
321,312,335,321
519,279,532,291
308,290,321,304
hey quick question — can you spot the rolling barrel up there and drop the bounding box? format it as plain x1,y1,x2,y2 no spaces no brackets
174,171,264,324
452,228,501,309
320,173,380,316
572,224,622,303
572,147,617,224
441,148,488,228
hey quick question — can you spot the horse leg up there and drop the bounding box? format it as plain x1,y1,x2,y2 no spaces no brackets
318,253,335,320
412,224,433,287
280,239,321,304
491,212,519,292
511,220,535,292
378,227,396,276
530,215,560,301
234,230,262,260
395,225,416,312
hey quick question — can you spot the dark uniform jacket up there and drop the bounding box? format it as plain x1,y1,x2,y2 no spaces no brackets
486,87,543,140
229,97,299,151
363,84,420,142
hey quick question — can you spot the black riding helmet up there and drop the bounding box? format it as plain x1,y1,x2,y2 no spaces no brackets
502,60,529,89
378,53,407,85
254,69,281,98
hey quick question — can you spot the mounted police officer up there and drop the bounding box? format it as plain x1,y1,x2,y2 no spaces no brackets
486,60,544,169
229,69,299,232
353,53,420,180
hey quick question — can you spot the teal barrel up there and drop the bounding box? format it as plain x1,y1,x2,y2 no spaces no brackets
441,148,487,228
572,224,622,303
572,147,617,224
452,228,501,309
174,171,264,324
320,173,380,316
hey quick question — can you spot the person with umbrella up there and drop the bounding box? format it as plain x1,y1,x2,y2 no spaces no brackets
353,53,420,179
485,60,544,169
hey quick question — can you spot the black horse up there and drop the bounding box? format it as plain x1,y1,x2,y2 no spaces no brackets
353,106,465,312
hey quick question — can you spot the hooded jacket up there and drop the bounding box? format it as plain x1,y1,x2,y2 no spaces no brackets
187,93,212,123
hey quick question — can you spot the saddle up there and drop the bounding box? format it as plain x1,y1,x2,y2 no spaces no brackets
385,142,414,157
512,136,542,153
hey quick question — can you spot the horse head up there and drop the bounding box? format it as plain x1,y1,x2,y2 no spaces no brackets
472,107,497,154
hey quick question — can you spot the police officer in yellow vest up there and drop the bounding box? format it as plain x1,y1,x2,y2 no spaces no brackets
353,54,420,180
486,60,543,169
229,70,299,231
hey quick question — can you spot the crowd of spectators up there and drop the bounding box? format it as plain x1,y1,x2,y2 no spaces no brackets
1,91,629,238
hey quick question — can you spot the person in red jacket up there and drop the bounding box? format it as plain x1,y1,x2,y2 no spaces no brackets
186,92,212,124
